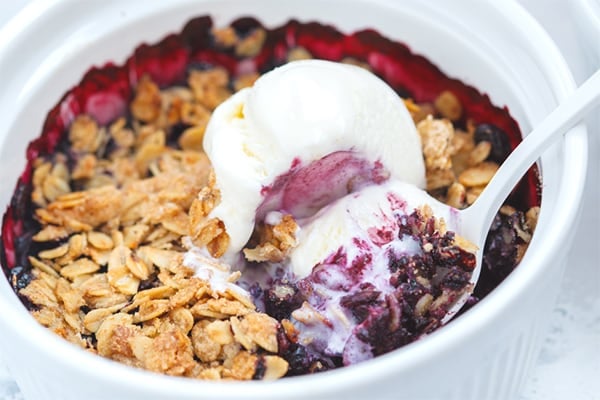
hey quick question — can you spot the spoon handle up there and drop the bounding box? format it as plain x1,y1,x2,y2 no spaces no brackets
465,69,600,242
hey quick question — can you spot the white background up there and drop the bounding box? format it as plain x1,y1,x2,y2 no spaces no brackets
0,1,598,399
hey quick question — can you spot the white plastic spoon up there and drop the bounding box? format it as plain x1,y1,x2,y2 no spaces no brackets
445,69,600,321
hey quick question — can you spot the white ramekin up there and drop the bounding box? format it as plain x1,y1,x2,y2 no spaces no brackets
0,1,588,399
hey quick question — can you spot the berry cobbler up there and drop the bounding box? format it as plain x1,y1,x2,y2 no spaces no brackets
0,16,540,380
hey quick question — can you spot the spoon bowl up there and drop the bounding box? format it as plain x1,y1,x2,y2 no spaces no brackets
445,68,600,321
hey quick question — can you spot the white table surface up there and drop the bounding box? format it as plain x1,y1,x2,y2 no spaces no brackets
0,1,598,399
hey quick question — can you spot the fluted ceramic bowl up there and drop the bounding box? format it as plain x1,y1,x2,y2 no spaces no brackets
0,1,588,399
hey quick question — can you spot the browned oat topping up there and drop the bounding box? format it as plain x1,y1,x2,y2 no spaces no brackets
17,29,538,381
243,214,299,263
409,97,511,211
21,66,288,380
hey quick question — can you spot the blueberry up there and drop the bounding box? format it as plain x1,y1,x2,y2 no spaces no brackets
138,277,160,291
81,333,97,347
474,123,511,163
10,181,32,221
397,279,429,307
230,17,263,38
440,267,471,291
9,266,32,290
474,210,527,298
264,279,303,320
339,285,382,323
252,357,267,380
354,306,411,356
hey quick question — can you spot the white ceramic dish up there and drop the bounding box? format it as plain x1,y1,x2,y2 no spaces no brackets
0,1,588,399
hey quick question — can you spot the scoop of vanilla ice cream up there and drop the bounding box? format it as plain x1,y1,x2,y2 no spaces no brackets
203,59,425,258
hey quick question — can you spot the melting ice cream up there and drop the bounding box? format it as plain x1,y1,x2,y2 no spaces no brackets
188,60,475,366
202,60,426,258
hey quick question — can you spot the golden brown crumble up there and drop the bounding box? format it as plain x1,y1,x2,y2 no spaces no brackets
22,70,287,380
411,106,506,209
131,75,162,123
210,25,268,59
234,28,267,58
188,173,231,259
287,47,313,62
233,72,260,92
212,26,239,49
243,214,299,263
188,68,232,111
417,116,456,186
434,90,463,121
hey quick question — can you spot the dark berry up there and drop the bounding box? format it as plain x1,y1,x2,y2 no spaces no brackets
8,266,37,311
81,333,97,347
138,277,160,291
440,267,471,291
276,324,341,376
433,243,476,272
253,357,267,380
339,285,382,323
14,231,36,268
474,123,511,164
248,282,263,301
231,17,263,38
389,253,409,274
396,279,429,308
354,306,411,357
474,210,527,298
264,279,303,320
10,181,32,221
9,265,32,291
80,305,91,314
180,16,213,52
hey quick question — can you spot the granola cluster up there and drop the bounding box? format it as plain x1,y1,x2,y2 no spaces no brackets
406,94,499,208
8,20,541,380
405,93,538,264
